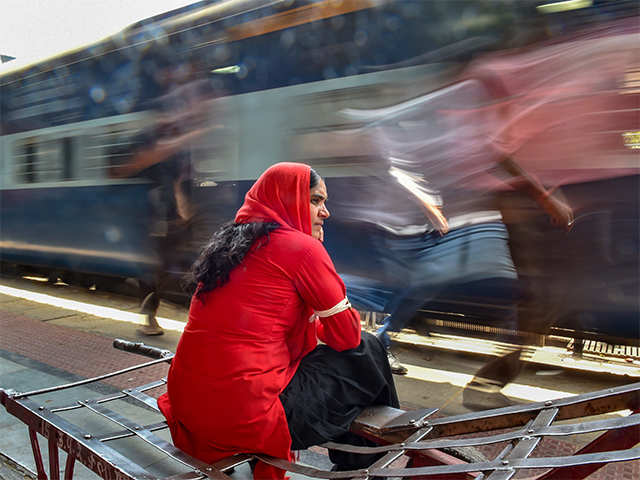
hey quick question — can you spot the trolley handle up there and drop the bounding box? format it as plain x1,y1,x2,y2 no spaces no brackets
113,339,173,360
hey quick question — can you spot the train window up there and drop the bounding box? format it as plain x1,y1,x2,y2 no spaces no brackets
62,137,73,180
13,142,36,184
82,122,146,180
13,138,66,184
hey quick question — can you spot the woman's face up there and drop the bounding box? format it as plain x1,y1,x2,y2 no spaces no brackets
310,178,330,241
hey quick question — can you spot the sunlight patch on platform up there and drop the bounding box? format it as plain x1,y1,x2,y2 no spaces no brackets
405,363,573,403
0,284,185,332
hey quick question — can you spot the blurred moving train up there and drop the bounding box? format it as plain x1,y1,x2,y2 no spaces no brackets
1,0,638,345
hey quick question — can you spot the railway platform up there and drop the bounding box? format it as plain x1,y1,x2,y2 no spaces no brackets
0,277,638,479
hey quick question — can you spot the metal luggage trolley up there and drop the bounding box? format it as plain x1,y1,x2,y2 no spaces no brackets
1,339,639,480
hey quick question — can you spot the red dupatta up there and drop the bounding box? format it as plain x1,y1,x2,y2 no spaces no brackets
235,162,312,236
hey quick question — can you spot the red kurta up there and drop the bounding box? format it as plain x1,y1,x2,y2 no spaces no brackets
158,163,361,479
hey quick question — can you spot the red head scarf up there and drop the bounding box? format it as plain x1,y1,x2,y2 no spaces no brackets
234,162,312,236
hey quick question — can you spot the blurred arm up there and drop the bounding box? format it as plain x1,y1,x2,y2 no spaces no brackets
110,127,208,179
389,166,449,234
497,157,574,230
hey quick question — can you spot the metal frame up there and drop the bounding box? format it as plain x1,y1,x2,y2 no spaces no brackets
1,340,638,480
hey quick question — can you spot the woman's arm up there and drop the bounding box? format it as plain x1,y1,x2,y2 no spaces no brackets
292,241,361,351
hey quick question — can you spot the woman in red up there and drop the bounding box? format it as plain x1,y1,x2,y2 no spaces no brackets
158,162,398,479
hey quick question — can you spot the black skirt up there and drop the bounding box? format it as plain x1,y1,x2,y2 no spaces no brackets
279,332,399,470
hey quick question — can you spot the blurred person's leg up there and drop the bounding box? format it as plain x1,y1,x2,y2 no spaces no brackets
139,211,195,336
498,192,571,336
432,219,521,408
379,224,517,378
139,288,164,335
464,200,570,409
138,270,164,336
462,348,523,410
138,233,172,336
376,293,425,375
376,231,443,375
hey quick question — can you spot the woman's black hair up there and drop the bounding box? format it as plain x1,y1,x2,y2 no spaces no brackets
189,167,320,301
310,167,320,189
189,221,280,300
